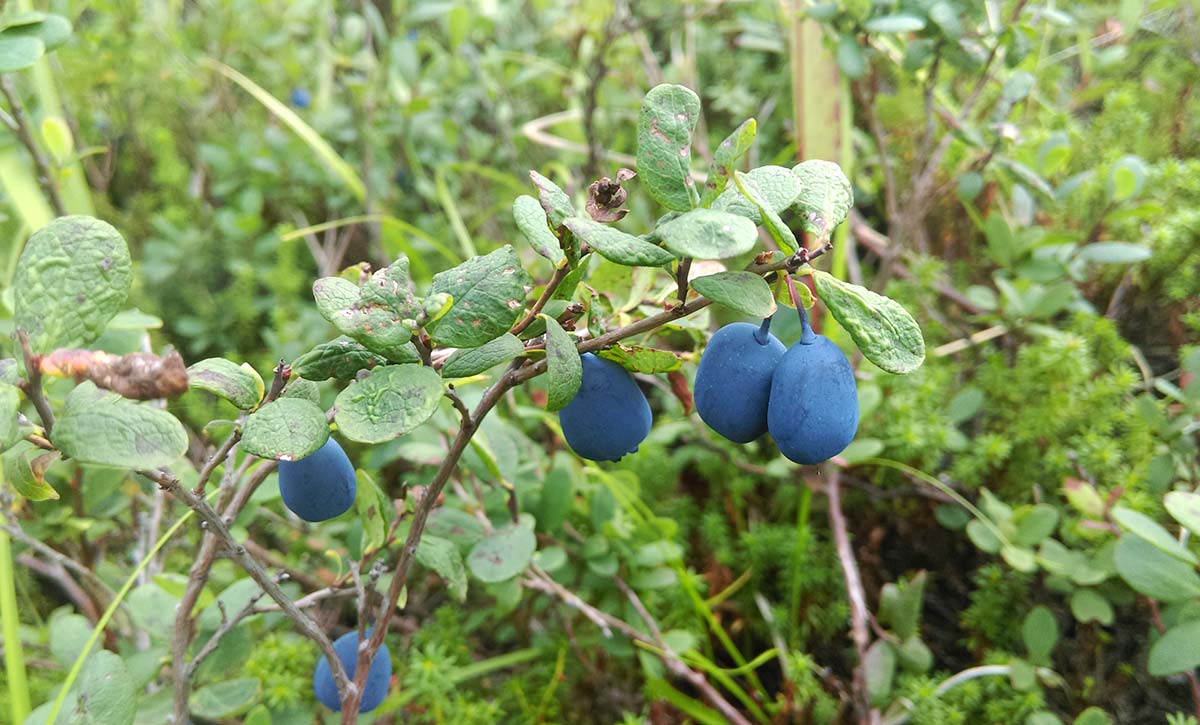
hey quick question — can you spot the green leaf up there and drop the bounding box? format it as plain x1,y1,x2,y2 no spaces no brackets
417,534,468,602
186,359,264,410
528,170,575,228
333,364,444,444
966,519,1001,553
1008,657,1037,691
426,507,486,550
13,216,133,353
596,345,681,374
1077,242,1151,264
4,14,71,51
1073,707,1113,725
468,522,537,583
1112,506,1197,564
655,208,758,260
564,217,675,267
53,382,187,468
1070,589,1114,626
189,677,260,719
313,256,422,359
836,34,866,79
793,160,854,237
0,382,19,446
540,315,581,412
75,650,137,724
442,334,526,378
535,455,575,532
691,271,776,318
355,469,389,550
731,170,797,252
1113,535,1200,602
513,195,565,266
0,359,18,386
864,640,896,706
1108,155,1145,201
812,270,925,374
636,84,702,211
292,336,390,381
864,14,926,32
879,572,926,641
243,705,272,725
1001,545,1037,573
428,246,532,347
1148,619,1200,676
240,398,328,461
711,165,801,224
1,441,59,501
1164,491,1200,538
1012,504,1059,547
897,636,933,673
0,33,43,72
1022,606,1058,664
700,118,757,206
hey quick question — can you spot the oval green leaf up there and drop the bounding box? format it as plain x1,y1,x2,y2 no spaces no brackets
596,345,681,374
292,336,389,381
53,382,187,469
564,217,675,267
793,160,854,237
334,364,444,444
1165,491,1200,538
813,270,925,374
187,358,264,410
0,33,44,72
1148,620,1200,676
1,441,60,501
513,194,565,265
189,677,261,720
441,334,526,378
701,118,757,206
1113,535,1200,602
711,165,802,224
691,271,776,318
1112,505,1197,565
240,398,329,461
636,84,701,211
540,314,582,412
13,216,133,353
428,246,532,347
467,523,537,583
656,208,758,260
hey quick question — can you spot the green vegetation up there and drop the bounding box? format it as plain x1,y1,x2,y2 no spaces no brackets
1,2,1199,724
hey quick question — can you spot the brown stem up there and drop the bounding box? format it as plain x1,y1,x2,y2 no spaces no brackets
511,263,571,337
141,466,354,705
675,257,693,304
826,467,876,723
15,329,55,434
0,75,67,216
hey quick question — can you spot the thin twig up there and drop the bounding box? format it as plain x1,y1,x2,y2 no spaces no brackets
511,264,571,336
826,467,877,724
141,467,355,705
15,329,55,434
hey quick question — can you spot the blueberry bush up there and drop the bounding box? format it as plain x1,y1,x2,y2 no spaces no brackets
1,2,1199,725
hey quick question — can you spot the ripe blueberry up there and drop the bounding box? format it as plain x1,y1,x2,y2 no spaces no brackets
767,313,858,464
312,627,392,712
694,319,786,443
558,353,652,462
278,437,356,522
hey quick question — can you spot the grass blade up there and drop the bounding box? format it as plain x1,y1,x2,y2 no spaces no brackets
202,57,366,202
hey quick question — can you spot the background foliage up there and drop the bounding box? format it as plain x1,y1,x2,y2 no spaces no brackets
1,1,1199,723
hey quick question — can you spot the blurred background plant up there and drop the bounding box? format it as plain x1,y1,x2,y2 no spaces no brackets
1,0,1199,723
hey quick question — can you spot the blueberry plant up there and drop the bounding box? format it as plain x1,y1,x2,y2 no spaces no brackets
2,80,928,722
